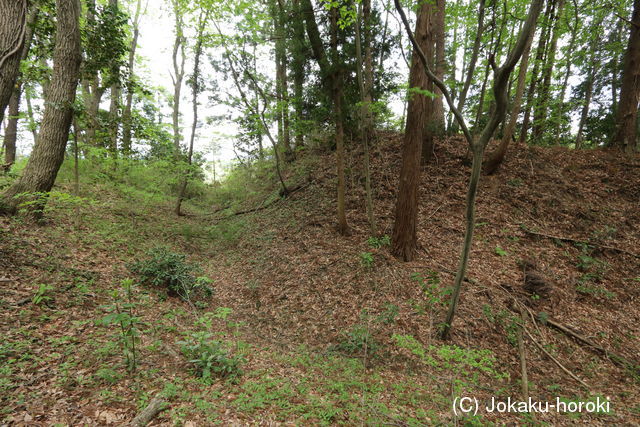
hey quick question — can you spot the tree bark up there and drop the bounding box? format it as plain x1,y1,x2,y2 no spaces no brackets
108,0,121,157
395,0,543,340
612,0,640,153
2,6,38,167
453,0,485,130
484,25,535,174
355,2,375,234
171,0,186,153
121,0,142,156
1,0,81,215
291,0,305,150
391,1,432,261
301,0,348,234
532,0,565,142
519,0,552,143
275,0,292,161
0,0,27,124
175,10,207,216
3,92,19,167
422,0,445,163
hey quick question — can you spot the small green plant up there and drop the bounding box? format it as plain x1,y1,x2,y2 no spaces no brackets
494,245,508,257
333,323,379,356
94,367,123,384
359,252,374,268
97,279,142,372
367,235,390,249
32,283,55,306
410,271,451,313
392,334,507,382
178,331,244,382
376,303,400,325
128,247,213,301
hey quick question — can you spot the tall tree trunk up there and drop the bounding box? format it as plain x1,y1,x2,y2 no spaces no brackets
176,11,207,216
484,26,535,174
612,0,640,153
453,0,485,130
422,0,445,162
108,0,121,157
532,0,565,143
610,19,623,117
0,0,27,124
363,0,374,133
171,0,185,153
552,4,578,144
395,0,543,340
121,0,142,156
2,0,81,215
575,63,595,149
3,92,19,166
81,0,103,148
355,1,375,234
391,1,432,261
276,0,292,161
24,84,38,142
301,0,348,234
330,6,348,235
432,0,445,130
291,0,305,150
2,6,38,167
519,1,552,143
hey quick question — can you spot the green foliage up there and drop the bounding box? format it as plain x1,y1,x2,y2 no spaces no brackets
359,252,374,268
367,235,390,249
410,271,451,313
32,283,55,306
392,334,507,382
494,245,508,257
127,248,213,301
178,331,244,382
13,191,94,216
96,279,142,371
333,323,379,356
376,303,400,325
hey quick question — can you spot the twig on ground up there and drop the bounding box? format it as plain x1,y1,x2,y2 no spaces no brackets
522,326,589,389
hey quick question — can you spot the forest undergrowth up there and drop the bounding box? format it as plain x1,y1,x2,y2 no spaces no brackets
1,133,639,425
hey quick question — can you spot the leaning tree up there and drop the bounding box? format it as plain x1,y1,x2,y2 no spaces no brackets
1,0,82,215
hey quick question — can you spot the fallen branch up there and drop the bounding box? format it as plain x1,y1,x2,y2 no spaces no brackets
516,305,529,400
543,315,638,373
522,228,640,258
130,396,167,427
513,300,639,374
523,326,589,389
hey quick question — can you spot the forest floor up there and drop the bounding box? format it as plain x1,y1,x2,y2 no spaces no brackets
1,133,640,425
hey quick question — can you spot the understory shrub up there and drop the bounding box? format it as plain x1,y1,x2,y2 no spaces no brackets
127,247,213,300
178,331,244,382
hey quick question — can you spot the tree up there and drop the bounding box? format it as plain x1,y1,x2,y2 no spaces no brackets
484,18,536,174
2,7,38,167
1,0,81,215
176,9,210,216
301,0,349,235
394,0,543,339
170,0,186,154
0,0,27,124
354,0,375,234
391,0,433,261
612,0,640,153
121,0,144,156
